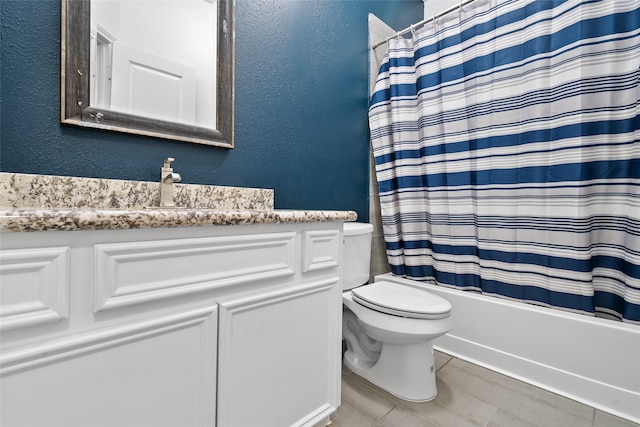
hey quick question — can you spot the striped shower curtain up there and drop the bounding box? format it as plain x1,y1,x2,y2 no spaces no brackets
369,0,640,323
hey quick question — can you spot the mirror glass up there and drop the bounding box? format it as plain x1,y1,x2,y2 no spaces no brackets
62,0,234,148
90,0,217,128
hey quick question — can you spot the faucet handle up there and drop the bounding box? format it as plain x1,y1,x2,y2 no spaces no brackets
163,157,175,169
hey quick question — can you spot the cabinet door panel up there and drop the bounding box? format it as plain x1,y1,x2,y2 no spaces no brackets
218,278,341,427
0,306,217,427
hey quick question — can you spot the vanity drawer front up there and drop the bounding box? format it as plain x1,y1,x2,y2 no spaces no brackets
302,229,341,273
0,247,70,331
94,232,296,312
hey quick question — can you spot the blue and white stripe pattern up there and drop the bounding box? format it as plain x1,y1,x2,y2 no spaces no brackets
369,0,640,323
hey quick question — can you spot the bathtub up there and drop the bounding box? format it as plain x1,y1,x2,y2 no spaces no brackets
375,273,640,424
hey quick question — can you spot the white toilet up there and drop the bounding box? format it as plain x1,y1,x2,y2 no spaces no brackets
342,222,453,402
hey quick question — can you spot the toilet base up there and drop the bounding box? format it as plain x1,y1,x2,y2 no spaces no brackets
343,340,437,402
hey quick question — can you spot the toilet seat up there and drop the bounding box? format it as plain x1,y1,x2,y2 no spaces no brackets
351,281,451,320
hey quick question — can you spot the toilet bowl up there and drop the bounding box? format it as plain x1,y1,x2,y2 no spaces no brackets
342,223,452,402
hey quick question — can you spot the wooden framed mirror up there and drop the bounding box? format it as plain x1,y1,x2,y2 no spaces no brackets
61,0,235,148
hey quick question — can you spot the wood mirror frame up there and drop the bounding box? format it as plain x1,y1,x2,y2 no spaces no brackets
61,0,235,148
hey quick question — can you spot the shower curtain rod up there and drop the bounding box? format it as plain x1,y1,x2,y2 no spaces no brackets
371,0,477,50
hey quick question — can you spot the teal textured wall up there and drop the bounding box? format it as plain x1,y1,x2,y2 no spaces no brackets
0,0,422,221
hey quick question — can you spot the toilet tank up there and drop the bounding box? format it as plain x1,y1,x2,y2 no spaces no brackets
342,222,374,290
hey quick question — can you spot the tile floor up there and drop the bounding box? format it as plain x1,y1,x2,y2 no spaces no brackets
330,350,639,427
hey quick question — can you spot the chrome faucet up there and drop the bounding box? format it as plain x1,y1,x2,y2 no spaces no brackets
159,157,182,207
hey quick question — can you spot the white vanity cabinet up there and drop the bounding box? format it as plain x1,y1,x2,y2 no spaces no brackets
0,222,343,427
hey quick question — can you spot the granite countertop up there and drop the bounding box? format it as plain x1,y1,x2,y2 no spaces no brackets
0,173,357,232
0,208,358,232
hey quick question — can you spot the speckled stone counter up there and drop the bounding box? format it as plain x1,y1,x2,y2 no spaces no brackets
0,173,357,232
0,172,274,210
0,208,357,232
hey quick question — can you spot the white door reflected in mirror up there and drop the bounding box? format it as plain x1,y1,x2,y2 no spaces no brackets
90,0,217,129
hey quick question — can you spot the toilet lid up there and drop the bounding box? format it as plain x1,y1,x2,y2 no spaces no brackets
351,281,451,319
